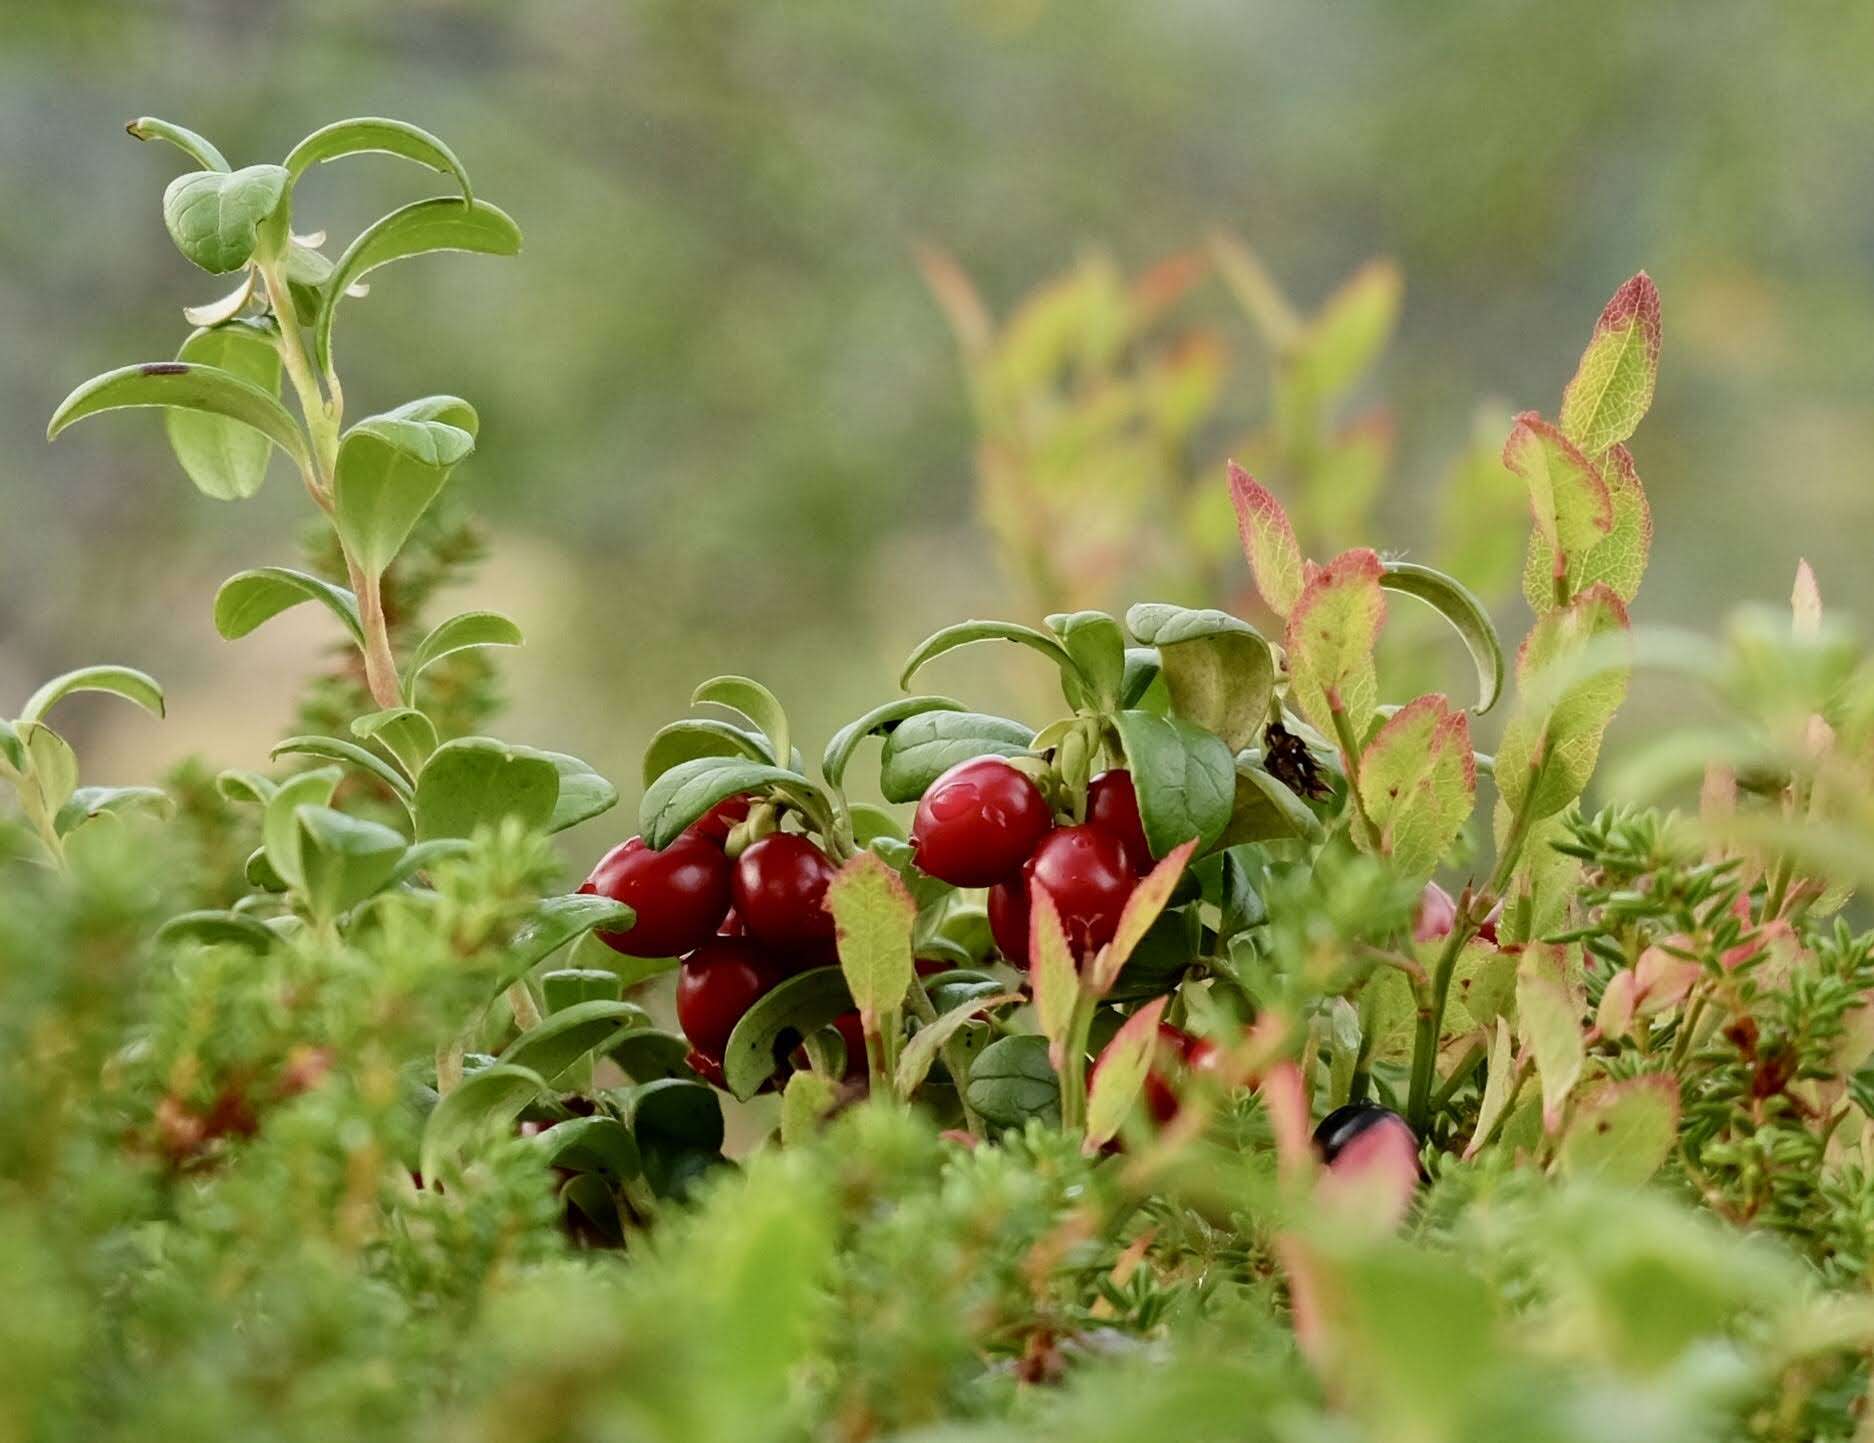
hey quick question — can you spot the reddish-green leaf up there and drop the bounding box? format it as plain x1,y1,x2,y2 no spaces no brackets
1029,885,1080,1070
1558,272,1661,458
1522,442,1651,614
1283,547,1386,741
1359,695,1475,879
1502,414,1611,608
825,851,917,1022
1088,839,1197,996
1558,1075,1679,1184
1228,463,1306,618
1515,947,1585,1132
1084,997,1169,1150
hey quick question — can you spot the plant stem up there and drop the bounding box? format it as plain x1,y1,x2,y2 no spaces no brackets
507,981,543,1032
1328,701,1376,844
348,557,404,711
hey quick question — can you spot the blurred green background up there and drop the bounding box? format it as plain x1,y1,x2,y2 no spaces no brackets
6,0,1874,872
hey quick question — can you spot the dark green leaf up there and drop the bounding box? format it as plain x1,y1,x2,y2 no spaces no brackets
966,1034,1062,1131
1112,710,1236,858
642,718,774,787
162,164,289,273
541,968,622,1013
528,749,617,834
18,665,165,726
165,322,282,500
877,711,1034,805
283,117,472,198
156,909,276,950
822,695,965,793
49,362,311,477
413,737,559,841
605,1028,694,1083
498,1000,646,1086
1218,760,1326,847
315,197,523,372
402,610,521,705
638,756,818,850
534,1115,639,1181
899,619,1090,697
213,567,363,647
721,966,854,1101
621,1077,725,1152
922,968,1008,1015
1380,561,1505,714
1046,610,1127,707
1121,647,1167,710
497,893,635,996
420,1063,548,1183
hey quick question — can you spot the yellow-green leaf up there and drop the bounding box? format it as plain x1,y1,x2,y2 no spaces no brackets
1084,996,1169,1150
1558,1075,1679,1185
1515,947,1584,1132
1558,272,1661,458
1522,442,1652,615
1029,885,1081,1070
1228,462,1306,618
825,851,916,1021
1502,413,1611,601
1283,547,1386,741
1088,839,1197,996
1359,695,1475,880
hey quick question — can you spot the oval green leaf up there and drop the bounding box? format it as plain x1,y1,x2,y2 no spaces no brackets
402,610,522,705
156,909,276,950
721,966,855,1101
821,695,965,793
49,361,311,476
534,1115,639,1181
496,892,634,996
499,999,648,1087
296,805,410,922
351,707,439,781
1111,710,1236,858
165,322,284,500
162,164,290,274
127,116,229,172
333,409,476,579
18,665,165,726
876,711,1035,805
272,733,414,801
899,619,1090,697
966,1034,1062,1131
420,1063,548,1184
214,566,363,647
1126,603,1275,753
283,117,472,198
413,737,560,841
639,755,819,851
642,718,774,788
691,676,790,777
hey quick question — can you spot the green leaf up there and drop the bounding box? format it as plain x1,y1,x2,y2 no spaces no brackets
1516,949,1585,1131
1558,273,1661,458
531,749,617,834
271,734,413,801
351,708,438,780
126,116,229,172
213,567,364,647
413,737,559,841
18,665,165,726
1502,413,1612,599
420,1063,548,1184
1358,695,1476,880
606,1027,693,1083
296,805,409,922
156,909,276,950
1379,562,1504,715
692,676,790,778
54,785,173,837
164,322,283,500
282,117,472,198
638,756,816,850
1218,760,1326,847
899,619,1090,698
13,724,75,822
162,164,289,273
1558,1075,1679,1185
383,837,471,890
49,361,311,477
1126,603,1275,752
1111,710,1235,858
1028,887,1081,1069
1464,1019,1517,1159
261,766,342,889
1292,257,1402,400
642,719,774,788
0,720,22,776
497,893,635,996
1121,647,1166,710
877,711,1034,805
540,968,622,1013
1045,611,1126,707
1522,442,1652,616
1228,462,1306,619
896,990,1020,1095
721,966,855,1101
780,1071,840,1145
848,802,905,845
333,406,476,579
214,769,275,806
402,610,522,705
1494,586,1632,825
499,1000,645,1086
620,1077,725,1152
822,696,965,793
966,1034,1061,1131
1085,997,1170,1148
315,197,523,372
534,1115,639,1181
826,852,917,1025
282,240,336,326
1284,547,1387,742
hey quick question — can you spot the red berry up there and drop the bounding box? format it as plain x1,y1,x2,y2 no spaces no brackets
1132,1024,1223,1125
1087,770,1152,874
988,875,1029,966
1413,881,1457,943
1477,901,1504,947
911,756,1053,888
993,825,1137,967
719,907,745,936
582,835,732,958
675,937,789,1059
684,1049,727,1090
733,833,837,947
687,794,751,846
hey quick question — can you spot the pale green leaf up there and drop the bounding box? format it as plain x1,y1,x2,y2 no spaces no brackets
825,851,917,1021
1359,695,1476,879
1283,547,1386,740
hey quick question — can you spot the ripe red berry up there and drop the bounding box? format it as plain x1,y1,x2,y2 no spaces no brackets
1086,769,1152,874
910,756,1053,887
581,835,732,958
1028,824,1138,954
733,832,837,947
675,936,789,1060
687,794,751,845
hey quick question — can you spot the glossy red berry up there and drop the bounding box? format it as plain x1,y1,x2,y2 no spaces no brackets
910,756,1053,888
1086,769,1152,874
686,794,751,845
733,832,837,947
582,835,732,958
992,824,1137,967
675,937,789,1060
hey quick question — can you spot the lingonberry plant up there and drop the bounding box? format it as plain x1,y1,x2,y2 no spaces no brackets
13,114,1874,1443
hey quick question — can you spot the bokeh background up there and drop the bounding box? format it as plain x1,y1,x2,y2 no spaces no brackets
5,0,1874,873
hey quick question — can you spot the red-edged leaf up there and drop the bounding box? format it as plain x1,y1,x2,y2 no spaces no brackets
1029,883,1081,1071
1088,839,1197,995
1503,414,1612,608
1515,946,1585,1132
1229,462,1306,618
1358,695,1476,879
1283,547,1386,742
1084,997,1169,1150
824,851,917,1021
1558,272,1661,457
1522,441,1651,614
